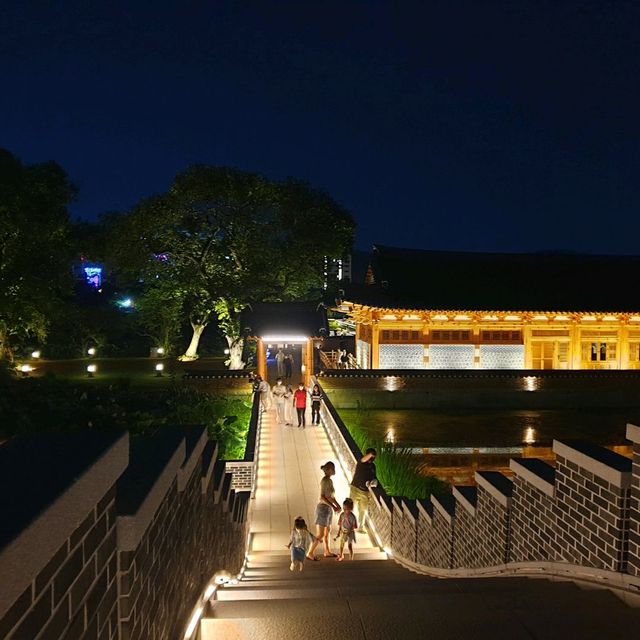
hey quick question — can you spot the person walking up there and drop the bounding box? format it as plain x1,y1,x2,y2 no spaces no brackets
275,348,286,377
284,352,293,379
293,382,308,428
257,375,271,412
307,461,341,560
334,498,358,561
310,384,322,425
349,448,377,534
286,516,317,572
283,384,294,426
272,377,287,424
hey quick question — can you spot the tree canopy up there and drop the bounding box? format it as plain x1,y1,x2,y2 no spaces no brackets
0,149,76,359
109,165,355,364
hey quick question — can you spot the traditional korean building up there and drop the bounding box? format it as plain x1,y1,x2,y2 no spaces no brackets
339,245,640,371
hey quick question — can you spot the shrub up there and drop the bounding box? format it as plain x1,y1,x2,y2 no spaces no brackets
345,409,447,500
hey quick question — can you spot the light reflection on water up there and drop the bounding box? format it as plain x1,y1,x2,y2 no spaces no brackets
341,407,637,484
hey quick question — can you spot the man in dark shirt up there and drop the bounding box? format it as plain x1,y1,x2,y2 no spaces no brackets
349,448,377,534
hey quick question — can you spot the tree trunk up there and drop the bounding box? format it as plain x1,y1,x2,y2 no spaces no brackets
226,335,245,370
180,324,206,360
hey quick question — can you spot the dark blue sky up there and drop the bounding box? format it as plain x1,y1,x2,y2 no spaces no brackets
2,1,639,252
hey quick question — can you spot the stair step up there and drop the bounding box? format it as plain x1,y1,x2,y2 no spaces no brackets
201,614,364,640
247,551,387,564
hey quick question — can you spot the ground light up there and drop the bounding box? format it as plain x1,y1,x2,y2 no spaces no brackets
87,364,97,378
20,364,33,377
155,363,164,377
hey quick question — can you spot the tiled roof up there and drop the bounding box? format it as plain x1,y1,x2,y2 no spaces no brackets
345,245,640,312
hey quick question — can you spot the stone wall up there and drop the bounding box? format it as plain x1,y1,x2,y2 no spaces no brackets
318,384,640,592
0,397,258,640
628,424,640,577
320,370,640,410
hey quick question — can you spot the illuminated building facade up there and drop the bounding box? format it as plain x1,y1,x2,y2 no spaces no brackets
341,246,640,371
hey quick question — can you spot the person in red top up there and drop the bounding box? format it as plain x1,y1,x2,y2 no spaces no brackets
293,383,308,428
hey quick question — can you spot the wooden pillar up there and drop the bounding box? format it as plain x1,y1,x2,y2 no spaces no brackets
371,323,380,369
570,322,581,370
303,339,313,385
257,338,267,380
523,323,533,369
620,322,629,370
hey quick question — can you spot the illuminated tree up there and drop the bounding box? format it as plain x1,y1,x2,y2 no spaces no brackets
111,166,354,366
0,150,76,360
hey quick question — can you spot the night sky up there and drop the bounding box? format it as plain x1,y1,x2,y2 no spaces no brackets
2,1,639,253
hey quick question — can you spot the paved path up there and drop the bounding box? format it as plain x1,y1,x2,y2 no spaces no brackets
202,406,640,639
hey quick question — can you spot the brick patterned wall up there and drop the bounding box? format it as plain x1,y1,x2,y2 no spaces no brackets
319,402,357,480
391,500,417,563
118,444,248,640
419,500,454,569
510,476,557,563
317,392,640,586
452,501,476,569
555,454,630,571
629,440,640,576
225,461,254,492
0,485,119,640
368,491,392,548
474,488,510,566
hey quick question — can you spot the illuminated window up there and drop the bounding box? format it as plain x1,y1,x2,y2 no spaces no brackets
583,342,616,362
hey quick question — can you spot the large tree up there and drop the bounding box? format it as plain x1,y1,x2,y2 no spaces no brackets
110,166,355,366
0,150,76,359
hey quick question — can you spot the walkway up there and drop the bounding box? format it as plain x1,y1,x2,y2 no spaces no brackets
201,406,640,639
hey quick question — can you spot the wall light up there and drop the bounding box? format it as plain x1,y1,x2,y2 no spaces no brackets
524,427,536,445
261,335,309,342
523,376,538,392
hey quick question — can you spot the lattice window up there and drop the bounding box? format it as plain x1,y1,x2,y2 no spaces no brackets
479,345,525,369
481,331,521,342
431,330,471,342
428,345,475,369
379,344,425,369
356,339,370,369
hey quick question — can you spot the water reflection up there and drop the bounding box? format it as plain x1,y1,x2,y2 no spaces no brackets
341,407,637,485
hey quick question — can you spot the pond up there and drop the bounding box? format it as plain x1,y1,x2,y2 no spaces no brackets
338,407,639,484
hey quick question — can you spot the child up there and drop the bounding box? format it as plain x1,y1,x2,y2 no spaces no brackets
334,498,358,561
286,516,317,572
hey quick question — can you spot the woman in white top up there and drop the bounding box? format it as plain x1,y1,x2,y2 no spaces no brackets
307,461,341,559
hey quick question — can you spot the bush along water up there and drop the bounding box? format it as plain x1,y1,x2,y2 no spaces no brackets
0,376,252,460
346,409,448,500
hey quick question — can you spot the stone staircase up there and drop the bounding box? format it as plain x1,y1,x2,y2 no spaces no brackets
201,549,640,639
